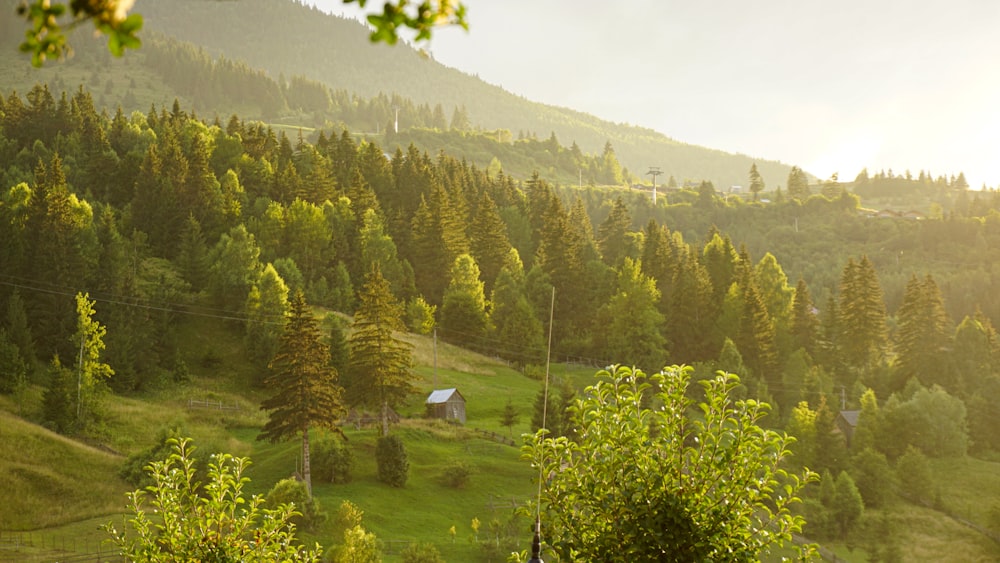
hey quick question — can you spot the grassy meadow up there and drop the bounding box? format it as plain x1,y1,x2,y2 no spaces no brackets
2,311,1000,561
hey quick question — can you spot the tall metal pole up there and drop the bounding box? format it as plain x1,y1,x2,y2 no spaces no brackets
647,166,663,205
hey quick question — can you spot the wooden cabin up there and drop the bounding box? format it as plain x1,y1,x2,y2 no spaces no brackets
426,388,466,424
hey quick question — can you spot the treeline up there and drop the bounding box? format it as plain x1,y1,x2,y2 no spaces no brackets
6,86,1000,554
3,87,1000,455
116,0,800,187
853,167,971,199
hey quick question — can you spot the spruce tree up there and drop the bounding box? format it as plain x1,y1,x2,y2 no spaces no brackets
748,163,765,201
639,220,677,313
894,274,953,391
787,166,811,201
597,196,631,267
666,250,715,363
347,264,414,436
258,290,346,497
838,256,888,379
790,278,819,358
468,191,512,295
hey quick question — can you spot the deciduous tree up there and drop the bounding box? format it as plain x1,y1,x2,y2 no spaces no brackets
106,438,323,562
524,366,815,561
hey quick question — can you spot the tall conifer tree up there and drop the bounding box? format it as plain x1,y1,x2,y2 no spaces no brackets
894,274,953,391
469,191,512,295
838,256,888,379
789,278,819,358
347,264,414,436
258,290,346,497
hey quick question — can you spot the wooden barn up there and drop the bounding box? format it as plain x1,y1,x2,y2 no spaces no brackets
426,388,466,424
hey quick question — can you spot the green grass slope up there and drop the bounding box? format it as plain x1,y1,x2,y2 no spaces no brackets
0,408,130,530
1,310,999,561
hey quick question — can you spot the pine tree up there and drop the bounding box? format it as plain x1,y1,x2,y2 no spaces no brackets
702,231,739,307
838,256,888,379
359,208,411,299
599,141,623,185
531,383,561,437
831,471,864,539
568,197,600,265
787,166,810,201
5,289,36,368
790,279,819,358
597,196,631,267
500,399,519,437
176,215,210,292
666,250,715,363
410,184,468,305
42,356,75,433
0,329,27,394
469,191,512,295
258,290,346,497
639,220,677,312
327,314,351,380
748,163,765,201
814,396,847,475
736,280,778,387
894,274,953,391
347,264,415,436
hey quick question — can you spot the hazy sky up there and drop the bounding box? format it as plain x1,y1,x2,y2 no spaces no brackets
309,0,1000,188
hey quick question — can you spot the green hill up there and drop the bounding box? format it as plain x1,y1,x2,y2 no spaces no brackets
0,0,797,188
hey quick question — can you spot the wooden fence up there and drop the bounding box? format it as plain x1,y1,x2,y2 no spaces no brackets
186,398,242,411
0,530,124,562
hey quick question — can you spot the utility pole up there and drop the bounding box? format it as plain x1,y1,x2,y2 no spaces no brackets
433,327,438,389
647,166,663,205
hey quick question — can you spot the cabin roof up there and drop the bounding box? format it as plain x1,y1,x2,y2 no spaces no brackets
426,388,463,404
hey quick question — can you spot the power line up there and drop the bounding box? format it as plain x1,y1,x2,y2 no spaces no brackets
0,276,288,326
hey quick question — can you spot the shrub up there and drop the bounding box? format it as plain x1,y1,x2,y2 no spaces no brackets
376,434,408,487
440,459,471,488
400,542,445,563
313,435,353,484
106,438,322,562
266,478,326,531
119,425,186,487
332,500,364,540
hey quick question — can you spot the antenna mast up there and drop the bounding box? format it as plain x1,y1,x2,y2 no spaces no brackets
647,166,663,205
527,287,556,563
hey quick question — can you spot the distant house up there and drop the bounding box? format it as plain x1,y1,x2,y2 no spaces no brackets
426,388,466,424
836,410,861,448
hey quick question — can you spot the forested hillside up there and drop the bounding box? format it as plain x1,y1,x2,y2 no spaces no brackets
0,0,797,188
5,76,1000,558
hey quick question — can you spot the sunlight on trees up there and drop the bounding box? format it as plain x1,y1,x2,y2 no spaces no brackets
522,365,817,561
105,437,323,562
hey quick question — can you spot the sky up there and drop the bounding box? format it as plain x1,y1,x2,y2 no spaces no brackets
308,0,1000,188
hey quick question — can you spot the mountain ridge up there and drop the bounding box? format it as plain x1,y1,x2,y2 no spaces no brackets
133,0,798,188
